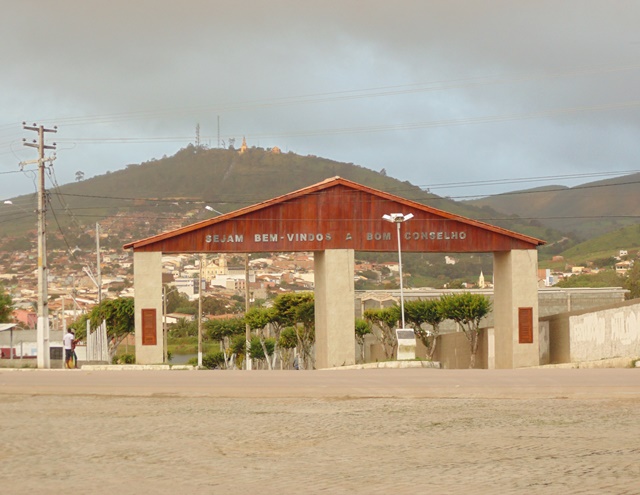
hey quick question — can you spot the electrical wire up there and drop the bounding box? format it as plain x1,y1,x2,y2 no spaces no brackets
49,172,639,206
51,99,640,146
18,61,640,129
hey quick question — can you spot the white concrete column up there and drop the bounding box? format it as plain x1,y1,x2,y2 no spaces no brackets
314,249,356,369
133,251,163,364
493,249,540,369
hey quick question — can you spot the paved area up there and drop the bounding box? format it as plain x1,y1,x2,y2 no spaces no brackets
1,368,638,494
2,367,639,399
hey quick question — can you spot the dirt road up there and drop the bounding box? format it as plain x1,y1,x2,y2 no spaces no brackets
1,368,638,494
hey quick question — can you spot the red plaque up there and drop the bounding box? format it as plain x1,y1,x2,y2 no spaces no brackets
141,308,157,345
518,307,533,344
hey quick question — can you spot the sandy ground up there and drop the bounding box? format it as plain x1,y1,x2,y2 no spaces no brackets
0,368,639,495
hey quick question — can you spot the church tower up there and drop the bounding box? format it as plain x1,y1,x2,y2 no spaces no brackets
239,136,248,154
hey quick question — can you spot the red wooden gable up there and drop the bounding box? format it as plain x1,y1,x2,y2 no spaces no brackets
124,177,544,254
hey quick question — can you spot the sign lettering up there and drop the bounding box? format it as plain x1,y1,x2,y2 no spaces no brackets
205,230,467,245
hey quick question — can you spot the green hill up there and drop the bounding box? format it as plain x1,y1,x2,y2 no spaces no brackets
557,224,640,265
465,173,640,239
0,145,552,249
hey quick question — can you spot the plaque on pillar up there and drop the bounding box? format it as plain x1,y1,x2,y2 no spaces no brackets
518,307,533,344
396,329,416,360
142,308,157,346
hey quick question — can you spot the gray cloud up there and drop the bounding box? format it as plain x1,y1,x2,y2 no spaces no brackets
2,1,639,200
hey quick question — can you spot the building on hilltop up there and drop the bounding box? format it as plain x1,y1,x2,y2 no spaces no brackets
239,136,248,154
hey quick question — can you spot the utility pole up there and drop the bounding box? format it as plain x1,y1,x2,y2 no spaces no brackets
197,254,204,368
245,254,252,371
96,223,102,306
22,122,57,369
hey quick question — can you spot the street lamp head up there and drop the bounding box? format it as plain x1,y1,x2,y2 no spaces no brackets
205,205,224,215
382,212,414,223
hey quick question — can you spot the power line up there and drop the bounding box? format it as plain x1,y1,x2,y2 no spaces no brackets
51,99,640,146
16,61,640,129
51,173,639,205
412,170,640,191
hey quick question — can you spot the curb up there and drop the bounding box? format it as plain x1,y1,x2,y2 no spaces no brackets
323,361,441,371
81,364,197,371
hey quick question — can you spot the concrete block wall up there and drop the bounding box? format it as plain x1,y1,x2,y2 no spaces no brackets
542,299,640,364
356,288,627,327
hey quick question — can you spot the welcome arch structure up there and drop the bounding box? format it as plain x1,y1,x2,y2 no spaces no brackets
124,177,545,369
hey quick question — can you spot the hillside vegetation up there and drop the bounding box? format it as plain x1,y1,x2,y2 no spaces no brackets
465,173,640,239
1,145,552,245
5,145,637,286
558,224,640,264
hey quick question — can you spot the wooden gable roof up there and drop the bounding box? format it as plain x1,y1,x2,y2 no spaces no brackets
124,176,544,254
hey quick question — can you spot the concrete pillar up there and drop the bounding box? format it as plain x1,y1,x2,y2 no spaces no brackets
133,251,163,364
493,249,540,369
314,249,356,369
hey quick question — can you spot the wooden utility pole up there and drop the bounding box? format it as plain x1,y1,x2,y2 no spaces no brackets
22,123,56,369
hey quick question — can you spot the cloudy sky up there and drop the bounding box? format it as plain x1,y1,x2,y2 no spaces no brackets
1,1,639,202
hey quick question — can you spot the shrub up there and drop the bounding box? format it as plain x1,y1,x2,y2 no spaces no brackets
202,351,225,369
112,353,135,365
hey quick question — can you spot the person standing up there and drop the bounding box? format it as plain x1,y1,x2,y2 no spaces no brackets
63,329,75,369
71,330,78,369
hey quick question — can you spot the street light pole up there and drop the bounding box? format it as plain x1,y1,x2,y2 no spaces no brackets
162,285,178,364
163,285,168,364
382,213,414,329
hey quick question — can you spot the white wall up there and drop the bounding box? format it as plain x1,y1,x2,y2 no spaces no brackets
570,303,640,361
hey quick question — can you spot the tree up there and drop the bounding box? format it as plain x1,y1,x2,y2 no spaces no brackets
363,306,400,360
439,292,492,369
624,262,640,299
70,297,134,360
273,292,315,369
244,306,286,370
354,318,372,363
205,317,245,368
169,318,197,338
293,296,315,369
0,285,13,323
201,296,228,315
244,307,272,370
278,327,298,369
165,288,190,313
404,299,444,360
229,333,247,368
202,351,225,369
248,336,275,368
556,271,622,289
75,170,85,181
174,306,197,315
